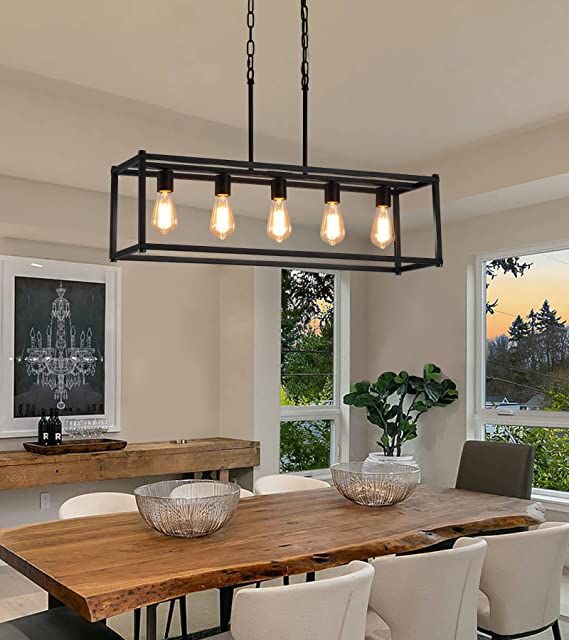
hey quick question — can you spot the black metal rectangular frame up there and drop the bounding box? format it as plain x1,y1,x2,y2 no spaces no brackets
109,150,443,274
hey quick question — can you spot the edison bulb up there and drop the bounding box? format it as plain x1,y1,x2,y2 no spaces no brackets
210,196,235,240
370,205,394,249
151,191,178,235
320,203,346,246
267,199,292,243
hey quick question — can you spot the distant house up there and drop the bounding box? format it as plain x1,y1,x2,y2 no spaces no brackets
521,394,545,411
486,396,521,411
487,395,511,406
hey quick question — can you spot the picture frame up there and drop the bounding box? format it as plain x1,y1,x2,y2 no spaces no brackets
0,256,121,438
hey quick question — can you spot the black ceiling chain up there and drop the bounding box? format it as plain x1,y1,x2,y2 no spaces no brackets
301,0,309,92
301,0,309,167
246,0,255,85
246,0,255,163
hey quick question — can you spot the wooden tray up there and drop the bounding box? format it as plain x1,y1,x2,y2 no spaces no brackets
23,439,128,455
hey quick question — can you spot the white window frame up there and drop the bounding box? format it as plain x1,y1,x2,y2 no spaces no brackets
472,241,569,508
279,268,349,478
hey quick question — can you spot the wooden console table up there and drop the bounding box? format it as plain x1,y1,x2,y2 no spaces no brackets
0,438,260,491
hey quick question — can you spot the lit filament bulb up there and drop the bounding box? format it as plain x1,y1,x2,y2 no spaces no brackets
151,170,178,236
320,182,345,246
210,175,235,240
267,200,292,243
210,197,235,240
267,178,292,243
370,187,394,249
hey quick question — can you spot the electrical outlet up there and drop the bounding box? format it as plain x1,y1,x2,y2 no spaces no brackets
40,492,50,510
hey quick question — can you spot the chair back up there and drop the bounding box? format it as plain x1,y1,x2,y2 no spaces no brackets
59,492,138,519
254,474,329,495
455,440,534,499
369,537,487,640
479,522,569,636
230,561,373,640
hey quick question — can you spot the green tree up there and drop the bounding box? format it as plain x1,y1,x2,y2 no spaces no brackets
545,387,569,411
280,270,335,472
486,425,569,491
280,420,331,472
536,300,566,370
486,257,532,314
281,331,333,405
281,269,334,350
508,315,530,345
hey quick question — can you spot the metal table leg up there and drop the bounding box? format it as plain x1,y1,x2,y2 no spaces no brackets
179,596,188,640
48,594,64,609
146,603,158,640
165,600,176,638
219,586,234,632
134,609,141,640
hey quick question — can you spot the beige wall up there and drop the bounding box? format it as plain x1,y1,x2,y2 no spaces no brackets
0,174,372,525
0,177,222,524
365,197,569,490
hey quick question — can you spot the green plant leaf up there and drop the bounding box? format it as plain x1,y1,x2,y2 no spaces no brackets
347,363,458,449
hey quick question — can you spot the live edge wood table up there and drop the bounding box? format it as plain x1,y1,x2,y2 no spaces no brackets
0,438,260,490
0,485,545,640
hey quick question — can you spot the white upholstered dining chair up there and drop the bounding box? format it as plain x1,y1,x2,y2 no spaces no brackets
59,492,163,640
168,481,254,633
211,560,374,640
477,522,569,640
254,474,329,495
58,492,138,519
366,537,487,640
253,474,329,584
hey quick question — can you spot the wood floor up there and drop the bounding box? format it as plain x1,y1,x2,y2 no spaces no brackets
0,564,567,639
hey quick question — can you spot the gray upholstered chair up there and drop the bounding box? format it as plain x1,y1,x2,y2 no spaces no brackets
455,441,534,500
0,608,123,640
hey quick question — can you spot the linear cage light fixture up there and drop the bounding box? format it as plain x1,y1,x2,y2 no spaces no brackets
109,152,442,274
108,0,443,274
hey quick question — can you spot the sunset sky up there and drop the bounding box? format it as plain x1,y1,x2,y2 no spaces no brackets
486,248,569,340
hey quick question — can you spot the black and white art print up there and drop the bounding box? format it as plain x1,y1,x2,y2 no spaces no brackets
14,277,106,418
0,256,120,437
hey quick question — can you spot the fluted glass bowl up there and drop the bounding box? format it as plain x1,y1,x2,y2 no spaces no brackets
134,480,240,538
331,461,420,507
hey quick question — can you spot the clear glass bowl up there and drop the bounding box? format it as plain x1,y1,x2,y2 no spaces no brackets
134,480,240,538
331,461,420,507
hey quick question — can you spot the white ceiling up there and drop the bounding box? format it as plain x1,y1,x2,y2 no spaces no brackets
1,0,569,233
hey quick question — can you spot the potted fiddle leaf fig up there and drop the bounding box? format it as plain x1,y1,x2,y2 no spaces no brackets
343,363,458,457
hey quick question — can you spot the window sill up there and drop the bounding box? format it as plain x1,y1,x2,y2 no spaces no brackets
532,489,569,514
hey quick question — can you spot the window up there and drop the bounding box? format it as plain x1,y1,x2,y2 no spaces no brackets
280,269,340,474
474,246,569,498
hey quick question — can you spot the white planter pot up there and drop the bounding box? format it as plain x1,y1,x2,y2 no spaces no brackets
363,452,418,471
367,452,415,463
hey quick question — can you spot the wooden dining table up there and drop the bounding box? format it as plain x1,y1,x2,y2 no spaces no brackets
0,485,545,640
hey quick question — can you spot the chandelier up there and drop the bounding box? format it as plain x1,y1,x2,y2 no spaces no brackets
108,1,442,274
24,282,98,411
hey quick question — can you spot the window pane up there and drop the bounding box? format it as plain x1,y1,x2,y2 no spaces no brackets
485,424,569,492
281,269,335,406
280,419,332,473
485,250,569,412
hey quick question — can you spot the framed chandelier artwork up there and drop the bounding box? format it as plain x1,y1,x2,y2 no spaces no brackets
0,256,120,438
